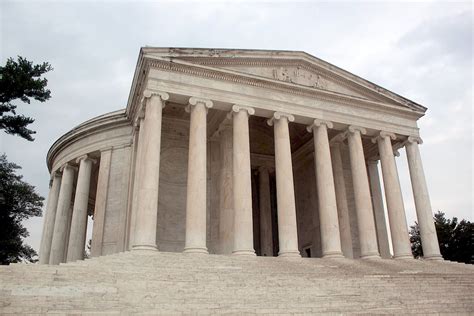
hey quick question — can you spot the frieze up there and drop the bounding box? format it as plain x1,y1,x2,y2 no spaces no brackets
272,66,328,89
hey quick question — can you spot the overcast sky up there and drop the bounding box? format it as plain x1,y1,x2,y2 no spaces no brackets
1,0,472,254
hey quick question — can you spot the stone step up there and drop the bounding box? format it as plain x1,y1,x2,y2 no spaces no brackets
1,251,473,314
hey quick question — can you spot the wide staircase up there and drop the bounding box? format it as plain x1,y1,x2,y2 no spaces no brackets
1,251,473,314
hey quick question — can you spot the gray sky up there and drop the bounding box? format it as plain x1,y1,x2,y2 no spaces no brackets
1,0,472,253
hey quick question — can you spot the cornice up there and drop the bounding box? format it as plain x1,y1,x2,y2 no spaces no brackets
47,110,131,172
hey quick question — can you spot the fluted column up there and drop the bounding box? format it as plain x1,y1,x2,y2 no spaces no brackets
132,90,169,251
346,126,380,259
184,97,213,254
218,119,234,254
367,159,392,259
373,131,412,259
39,171,62,264
267,112,300,258
307,119,343,258
66,155,95,262
258,166,273,257
128,121,144,250
49,163,76,264
330,140,353,258
231,105,256,256
405,136,442,260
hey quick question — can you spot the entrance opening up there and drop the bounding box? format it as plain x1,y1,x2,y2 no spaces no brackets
303,246,312,258
251,167,279,257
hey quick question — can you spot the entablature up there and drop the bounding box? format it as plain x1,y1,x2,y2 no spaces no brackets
126,48,427,139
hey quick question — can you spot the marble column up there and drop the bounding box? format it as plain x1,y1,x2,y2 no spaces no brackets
132,90,169,251
39,171,62,264
330,140,353,258
66,155,95,262
373,131,412,259
218,120,234,254
307,119,343,258
405,136,442,260
183,97,213,254
49,163,76,264
258,166,273,257
128,122,144,250
346,126,380,259
231,105,256,256
367,159,392,259
267,112,300,258
90,148,112,257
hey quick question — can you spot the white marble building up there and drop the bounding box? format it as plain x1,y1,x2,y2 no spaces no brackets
39,48,442,265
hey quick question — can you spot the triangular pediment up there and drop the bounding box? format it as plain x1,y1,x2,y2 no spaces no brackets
139,48,426,112
217,64,369,99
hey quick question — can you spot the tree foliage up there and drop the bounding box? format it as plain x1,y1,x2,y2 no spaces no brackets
410,211,474,264
0,56,52,141
0,154,44,264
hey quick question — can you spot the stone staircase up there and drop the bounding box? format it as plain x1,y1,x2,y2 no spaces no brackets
1,251,473,314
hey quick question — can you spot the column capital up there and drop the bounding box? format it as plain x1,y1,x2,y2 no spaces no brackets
306,118,333,133
186,97,213,113
51,169,62,179
75,154,97,165
48,170,62,188
137,90,168,125
143,89,170,102
329,133,347,147
230,104,255,116
347,125,367,135
406,135,423,145
267,111,294,126
371,131,396,144
60,163,77,173
188,96,213,107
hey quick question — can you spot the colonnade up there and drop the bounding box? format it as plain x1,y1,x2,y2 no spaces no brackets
39,156,96,264
40,90,443,264
128,91,442,260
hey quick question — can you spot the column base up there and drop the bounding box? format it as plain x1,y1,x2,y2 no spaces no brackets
183,247,209,254
360,253,381,260
278,251,301,258
393,254,414,260
232,250,256,256
424,254,443,261
132,244,158,251
322,252,344,259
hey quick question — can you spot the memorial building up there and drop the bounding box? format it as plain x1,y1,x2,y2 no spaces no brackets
38,47,443,264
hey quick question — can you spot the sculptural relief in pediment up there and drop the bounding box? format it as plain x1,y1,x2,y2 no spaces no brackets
220,65,367,99
272,66,327,89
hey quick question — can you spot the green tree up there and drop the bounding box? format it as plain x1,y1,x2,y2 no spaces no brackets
0,56,52,141
0,154,44,264
410,211,474,264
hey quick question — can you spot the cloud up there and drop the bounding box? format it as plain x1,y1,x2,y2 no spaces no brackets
398,11,472,64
